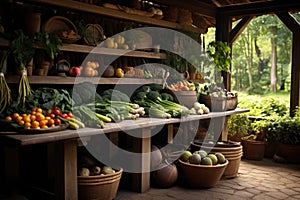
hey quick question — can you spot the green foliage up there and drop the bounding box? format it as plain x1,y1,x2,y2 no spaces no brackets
35,32,62,61
238,95,289,117
206,41,231,72
9,29,35,70
228,114,251,137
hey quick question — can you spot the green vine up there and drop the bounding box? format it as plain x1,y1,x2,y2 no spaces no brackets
206,41,231,73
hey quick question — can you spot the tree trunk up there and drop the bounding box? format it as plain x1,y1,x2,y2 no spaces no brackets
270,26,277,92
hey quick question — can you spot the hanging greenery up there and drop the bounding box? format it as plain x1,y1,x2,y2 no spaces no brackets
9,29,35,106
0,51,11,113
206,41,231,73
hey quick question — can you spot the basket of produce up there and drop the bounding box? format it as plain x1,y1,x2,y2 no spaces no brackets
198,83,238,112
199,93,237,112
78,166,123,200
43,16,81,43
179,150,228,188
167,80,197,109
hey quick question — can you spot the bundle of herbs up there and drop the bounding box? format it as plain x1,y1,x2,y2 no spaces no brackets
9,29,35,107
0,51,11,113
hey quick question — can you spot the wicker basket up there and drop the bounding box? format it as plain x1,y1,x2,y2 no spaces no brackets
84,24,105,46
78,168,123,200
43,16,77,34
199,94,238,112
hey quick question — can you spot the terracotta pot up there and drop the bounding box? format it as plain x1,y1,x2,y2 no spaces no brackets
264,141,279,158
276,142,300,164
179,159,228,188
241,139,265,161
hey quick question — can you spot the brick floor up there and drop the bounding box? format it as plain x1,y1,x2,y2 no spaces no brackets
116,158,300,200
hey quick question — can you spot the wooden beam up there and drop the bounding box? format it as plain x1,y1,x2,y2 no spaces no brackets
152,0,216,18
276,12,300,116
230,16,253,45
218,0,300,17
216,13,232,90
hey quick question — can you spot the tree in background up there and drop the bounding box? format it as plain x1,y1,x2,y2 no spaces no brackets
203,13,300,95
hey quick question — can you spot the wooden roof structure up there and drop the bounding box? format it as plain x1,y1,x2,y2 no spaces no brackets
155,0,300,116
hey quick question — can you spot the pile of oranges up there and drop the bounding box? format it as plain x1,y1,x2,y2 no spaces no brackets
5,107,56,129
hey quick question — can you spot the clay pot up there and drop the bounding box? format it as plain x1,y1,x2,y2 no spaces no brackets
151,162,178,188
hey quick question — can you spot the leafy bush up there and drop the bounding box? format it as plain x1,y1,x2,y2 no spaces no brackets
238,95,289,117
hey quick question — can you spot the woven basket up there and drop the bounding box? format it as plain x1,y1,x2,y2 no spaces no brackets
84,24,105,46
199,94,238,112
78,168,123,200
43,16,77,34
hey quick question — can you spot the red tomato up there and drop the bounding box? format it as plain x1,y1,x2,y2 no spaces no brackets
50,113,56,119
54,109,61,116
54,118,61,125
61,113,68,119
65,116,71,121
67,112,73,118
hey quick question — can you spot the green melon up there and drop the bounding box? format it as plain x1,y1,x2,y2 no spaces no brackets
201,157,213,165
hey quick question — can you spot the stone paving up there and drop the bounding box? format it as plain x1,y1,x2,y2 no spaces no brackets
116,158,300,200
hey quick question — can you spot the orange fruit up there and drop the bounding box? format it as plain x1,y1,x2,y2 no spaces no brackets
36,108,43,114
31,121,40,128
13,113,19,119
23,116,31,123
45,116,51,121
16,116,23,123
6,116,12,121
30,115,36,122
36,113,45,122
31,111,37,115
24,122,31,128
18,120,25,126
47,119,55,126
41,125,48,129
39,120,48,127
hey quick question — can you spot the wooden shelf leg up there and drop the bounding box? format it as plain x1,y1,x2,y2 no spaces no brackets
3,146,20,190
131,128,151,193
54,140,78,200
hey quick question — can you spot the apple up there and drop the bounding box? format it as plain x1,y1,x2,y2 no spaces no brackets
83,66,95,76
69,66,81,76
86,61,100,69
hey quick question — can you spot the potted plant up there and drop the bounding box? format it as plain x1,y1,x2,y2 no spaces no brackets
251,118,279,158
240,120,267,161
274,108,300,163
35,31,62,74
227,113,252,142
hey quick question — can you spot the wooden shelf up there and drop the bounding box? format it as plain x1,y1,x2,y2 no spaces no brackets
0,38,167,59
61,44,167,59
0,108,249,146
23,0,204,33
5,75,163,85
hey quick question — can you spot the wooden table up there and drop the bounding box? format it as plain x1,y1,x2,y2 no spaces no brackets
0,108,249,200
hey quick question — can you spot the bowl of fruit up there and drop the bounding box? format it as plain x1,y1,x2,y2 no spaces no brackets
179,150,228,188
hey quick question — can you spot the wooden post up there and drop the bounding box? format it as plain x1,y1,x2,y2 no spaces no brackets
54,140,78,200
131,128,151,193
276,13,300,116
